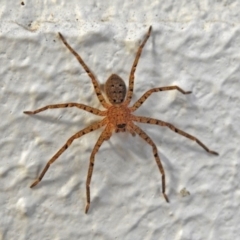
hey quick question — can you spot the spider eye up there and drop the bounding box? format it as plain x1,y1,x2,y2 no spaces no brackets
113,99,116,102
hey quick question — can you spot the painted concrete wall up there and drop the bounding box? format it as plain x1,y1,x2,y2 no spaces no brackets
0,1,238,239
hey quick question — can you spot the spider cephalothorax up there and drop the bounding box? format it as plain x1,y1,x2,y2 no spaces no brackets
107,104,131,133
24,26,218,214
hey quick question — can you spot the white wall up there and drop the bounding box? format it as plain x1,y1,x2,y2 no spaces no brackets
0,1,238,239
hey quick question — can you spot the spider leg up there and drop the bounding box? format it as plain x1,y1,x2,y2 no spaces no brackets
58,32,110,109
133,116,219,155
125,26,152,105
129,122,169,203
24,103,107,116
85,126,112,214
126,124,136,136
30,118,108,188
131,86,192,111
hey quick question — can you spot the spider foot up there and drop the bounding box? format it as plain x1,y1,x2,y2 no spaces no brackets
30,179,40,188
209,150,219,156
163,193,169,203
186,91,192,94
85,203,90,214
23,111,34,115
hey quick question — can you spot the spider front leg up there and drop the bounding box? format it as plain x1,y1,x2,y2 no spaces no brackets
24,103,106,116
30,118,107,188
85,126,112,214
131,86,192,111
58,32,110,109
129,122,169,203
125,26,152,105
133,116,219,155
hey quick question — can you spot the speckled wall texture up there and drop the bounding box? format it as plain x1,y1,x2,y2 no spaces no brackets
0,1,238,240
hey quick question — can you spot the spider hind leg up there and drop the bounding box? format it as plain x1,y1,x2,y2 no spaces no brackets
129,122,169,203
30,119,107,188
85,127,112,214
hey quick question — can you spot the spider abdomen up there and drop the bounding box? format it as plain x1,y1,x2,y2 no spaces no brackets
105,74,127,105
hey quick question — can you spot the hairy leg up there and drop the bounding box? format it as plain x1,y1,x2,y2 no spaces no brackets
24,103,107,116
129,122,169,203
30,118,108,188
131,86,191,111
125,26,152,105
58,32,110,109
85,126,112,214
133,116,218,155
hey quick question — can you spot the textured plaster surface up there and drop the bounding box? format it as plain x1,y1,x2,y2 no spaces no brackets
0,1,239,240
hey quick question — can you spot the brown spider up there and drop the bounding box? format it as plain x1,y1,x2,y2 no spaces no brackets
24,26,218,214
